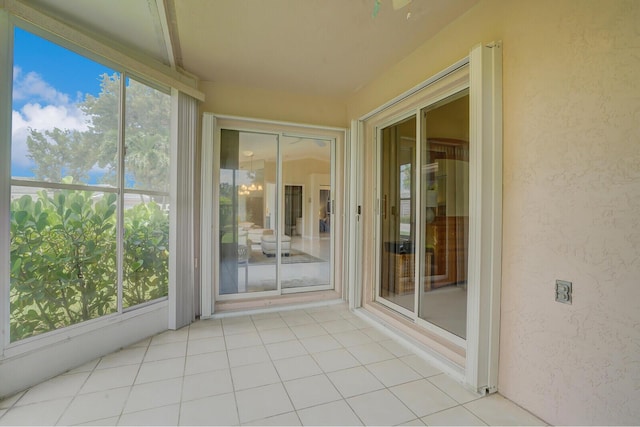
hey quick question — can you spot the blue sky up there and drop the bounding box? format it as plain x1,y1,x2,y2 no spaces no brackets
11,26,116,179
13,28,113,107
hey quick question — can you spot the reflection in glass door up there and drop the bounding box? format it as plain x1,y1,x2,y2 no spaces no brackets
218,130,278,294
377,91,470,339
281,136,332,290
217,130,333,296
419,92,470,338
379,116,416,313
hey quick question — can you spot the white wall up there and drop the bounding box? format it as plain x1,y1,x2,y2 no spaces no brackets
346,0,640,424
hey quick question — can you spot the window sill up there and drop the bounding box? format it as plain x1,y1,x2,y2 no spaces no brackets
2,299,168,359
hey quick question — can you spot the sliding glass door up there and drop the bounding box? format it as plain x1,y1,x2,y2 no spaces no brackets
281,136,332,291
218,130,278,294
379,116,416,313
377,90,470,339
418,92,469,338
363,46,502,392
216,129,334,297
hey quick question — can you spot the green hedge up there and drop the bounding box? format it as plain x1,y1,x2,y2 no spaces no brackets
9,188,169,342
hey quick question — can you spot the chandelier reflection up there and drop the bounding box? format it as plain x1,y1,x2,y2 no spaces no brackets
238,182,263,196
238,151,263,196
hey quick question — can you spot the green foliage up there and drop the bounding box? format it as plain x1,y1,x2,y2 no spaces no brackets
10,187,169,342
123,202,169,308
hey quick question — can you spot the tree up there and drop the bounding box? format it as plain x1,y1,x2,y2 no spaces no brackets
80,73,120,184
25,73,170,189
125,79,170,191
26,128,94,182
87,75,171,191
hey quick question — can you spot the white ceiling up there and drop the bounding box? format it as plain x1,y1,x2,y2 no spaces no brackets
24,0,478,100
27,0,174,66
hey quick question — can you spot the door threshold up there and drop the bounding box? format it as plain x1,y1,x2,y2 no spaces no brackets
212,290,343,316
361,301,466,372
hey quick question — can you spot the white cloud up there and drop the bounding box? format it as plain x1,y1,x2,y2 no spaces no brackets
12,66,74,106
12,103,89,169
20,102,88,131
11,68,90,170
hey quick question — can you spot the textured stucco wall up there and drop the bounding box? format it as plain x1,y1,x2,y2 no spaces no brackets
499,1,640,425
347,0,640,424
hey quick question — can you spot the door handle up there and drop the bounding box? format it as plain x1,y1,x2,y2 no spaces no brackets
383,195,387,220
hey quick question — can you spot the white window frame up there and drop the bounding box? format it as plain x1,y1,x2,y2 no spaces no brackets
0,4,201,398
2,21,172,348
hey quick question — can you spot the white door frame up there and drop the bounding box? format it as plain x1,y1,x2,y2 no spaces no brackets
353,42,502,394
200,114,346,316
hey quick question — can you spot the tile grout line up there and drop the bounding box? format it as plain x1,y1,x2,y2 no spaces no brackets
295,308,360,426
0,391,22,419
305,308,367,426
351,318,498,425
421,403,486,426
215,318,238,426
337,316,464,424
213,308,418,425
425,372,483,405
238,308,342,425
292,310,344,425
1,355,102,424
43,356,104,425
353,347,424,424
175,322,193,426
113,337,152,426
53,354,102,426
228,313,258,426
248,310,297,425
0,389,26,417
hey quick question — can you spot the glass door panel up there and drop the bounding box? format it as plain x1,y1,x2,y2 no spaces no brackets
379,116,416,312
281,136,332,290
219,129,278,294
419,92,470,338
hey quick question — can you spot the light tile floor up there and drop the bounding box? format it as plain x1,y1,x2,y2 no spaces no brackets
0,303,547,426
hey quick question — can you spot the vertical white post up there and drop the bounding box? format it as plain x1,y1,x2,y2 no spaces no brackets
116,74,126,314
199,114,215,317
348,120,364,309
168,89,179,329
0,10,12,353
465,42,503,394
